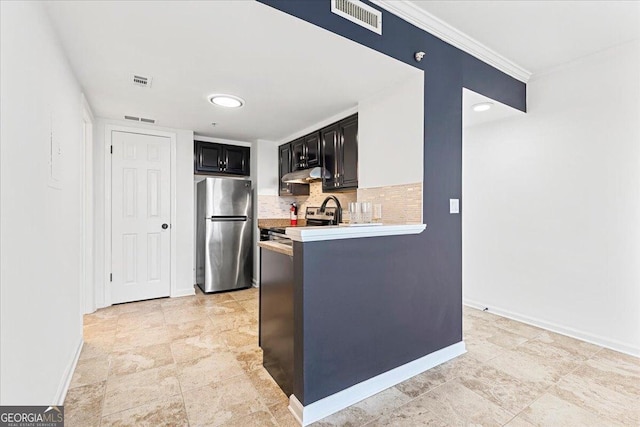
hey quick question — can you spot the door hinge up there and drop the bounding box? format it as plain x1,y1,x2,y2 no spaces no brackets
110,145,113,154
110,273,113,282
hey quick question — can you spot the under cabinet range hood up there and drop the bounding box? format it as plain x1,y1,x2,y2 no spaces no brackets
281,167,330,184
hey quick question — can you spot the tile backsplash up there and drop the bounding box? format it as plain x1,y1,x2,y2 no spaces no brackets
357,182,422,224
258,182,356,219
257,181,422,224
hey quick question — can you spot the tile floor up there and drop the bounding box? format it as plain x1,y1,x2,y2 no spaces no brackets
65,287,640,426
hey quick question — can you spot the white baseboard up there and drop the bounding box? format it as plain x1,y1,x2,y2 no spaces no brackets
171,287,196,298
288,341,466,426
464,298,640,357
54,338,83,405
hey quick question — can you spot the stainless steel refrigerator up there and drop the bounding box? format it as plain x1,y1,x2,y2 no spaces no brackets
196,178,253,293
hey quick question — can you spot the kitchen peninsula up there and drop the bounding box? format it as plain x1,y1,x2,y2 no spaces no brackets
259,221,467,426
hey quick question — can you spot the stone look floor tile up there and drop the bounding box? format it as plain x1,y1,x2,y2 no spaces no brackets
64,381,105,427
219,323,259,349
223,410,279,427
208,310,256,333
69,355,111,388
503,415,537,426
535,331,602,360
239,298,259,313
182,373,268,426
412,378,514,426
552,372,640,425
176,351,245,392
116,310,165,333
229,287,258,301
457,363,547,414
102,364,181,416
109,343,174,376
203,299,246,315
269,403,300,427
165,318,215,341
67,290,640,427
396,353,480,398
483,348,567,388
573,351,640,398
367,402,448,427
313,387,411,427
170,332,228,363
112,325,172,351
518,393,616,426
234,344,264,373
472,321,531,350
163,305,210,325
100,394,188,427
246,368,289,407
493,317,545,339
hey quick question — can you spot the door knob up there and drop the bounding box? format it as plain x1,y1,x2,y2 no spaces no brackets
162,223,169,230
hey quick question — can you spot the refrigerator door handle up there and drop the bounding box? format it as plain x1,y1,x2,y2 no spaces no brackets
208,216,248,221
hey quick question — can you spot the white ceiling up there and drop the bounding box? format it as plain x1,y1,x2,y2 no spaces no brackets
463,88,524,129
45,1,419,141
408,1,640,75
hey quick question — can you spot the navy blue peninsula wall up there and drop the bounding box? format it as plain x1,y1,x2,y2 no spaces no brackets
257,0,526,424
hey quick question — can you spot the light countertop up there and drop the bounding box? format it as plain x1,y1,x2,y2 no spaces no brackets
285,223,426,242
258,240,294,256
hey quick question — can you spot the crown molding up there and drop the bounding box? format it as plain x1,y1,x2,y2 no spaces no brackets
369,0,532,83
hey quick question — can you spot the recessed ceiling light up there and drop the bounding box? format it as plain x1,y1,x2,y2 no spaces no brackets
208,94,244,108
472,102,493,112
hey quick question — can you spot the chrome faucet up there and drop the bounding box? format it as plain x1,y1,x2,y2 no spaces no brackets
319,196,342,225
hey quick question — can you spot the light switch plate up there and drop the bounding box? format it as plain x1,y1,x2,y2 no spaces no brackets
449,199,460,214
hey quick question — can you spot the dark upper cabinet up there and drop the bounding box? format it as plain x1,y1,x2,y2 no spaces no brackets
224,145,250,175
321,114,358,191
279,143,309,196
291,132,322,171
195,142,224,174
291,138,306,171
339,115,358,189
320,124,340,189
304,132,321,169
194,141,250,176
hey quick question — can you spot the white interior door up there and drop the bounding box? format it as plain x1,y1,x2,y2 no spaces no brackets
111,131,171,304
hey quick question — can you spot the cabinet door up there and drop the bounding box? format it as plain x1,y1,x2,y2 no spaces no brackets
279,144,293,195
291,138,306,171
339,116,358,189
321,124,340,191
304,132,321,168
224,145,250,175
195,141,223,173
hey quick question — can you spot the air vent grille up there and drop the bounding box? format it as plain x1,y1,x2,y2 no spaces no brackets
331,0,382,34
132,74,152,87
124,115,156,124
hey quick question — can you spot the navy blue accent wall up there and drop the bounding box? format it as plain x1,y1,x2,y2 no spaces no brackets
258,0,526,405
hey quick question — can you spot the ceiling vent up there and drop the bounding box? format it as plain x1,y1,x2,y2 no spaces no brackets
132,74,152,88
331,0,382,35
124,115,156,124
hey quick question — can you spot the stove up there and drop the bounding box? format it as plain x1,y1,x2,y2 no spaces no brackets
305,206,339,226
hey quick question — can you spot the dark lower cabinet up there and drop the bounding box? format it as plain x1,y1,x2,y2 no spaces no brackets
194,141,250,176
321,114,358,191
259,248,295,396
279,143,309,196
